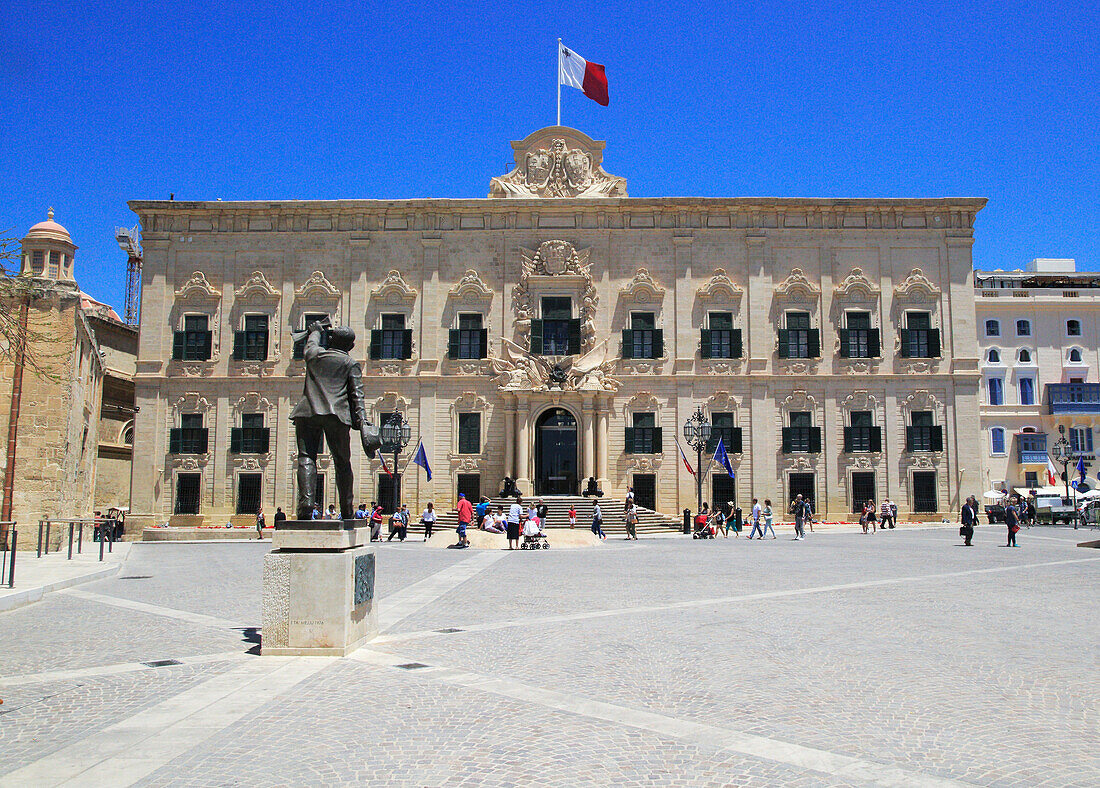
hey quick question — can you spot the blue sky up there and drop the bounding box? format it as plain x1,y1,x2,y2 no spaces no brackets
3,1,1098,312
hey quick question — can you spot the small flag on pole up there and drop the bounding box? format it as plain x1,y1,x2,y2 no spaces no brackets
412,440,432,482
713,438,735,479
1047,458,1058,486
559,42,609,106
380,453,392,477
676,439,695,477
1077,456,1086,485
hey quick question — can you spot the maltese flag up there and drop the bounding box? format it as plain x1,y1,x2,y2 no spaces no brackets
1047,457,1058,486
559,43,609,106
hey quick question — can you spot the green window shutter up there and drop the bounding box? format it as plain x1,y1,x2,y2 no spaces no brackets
868,329,880,358
230,427,242,453
258,332,269,361
652,427,663,454
529,319,543,355
731,329,742,359
621,329,634,359
448,329,460,359
838,329,850,358
781,428,792,453
258,429,270,454
778,329,790,358
843,427,853,453
905,426,916,452
169,428,182,454
567,319,582,355
232,331,246,361
931,425,943,452
899,329,911,358
652,329,664,358
369,330,382,359
699,329,711,359
729,427,743,454
197,429,209,454
172,332,185,360
624,426,635,454
402,329,413,359
200,331,212,360
478,328,488,359
808,330,820,358
928,329,941,358
809,427,822,453
870,426,882,453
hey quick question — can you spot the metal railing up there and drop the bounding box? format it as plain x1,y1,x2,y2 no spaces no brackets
1,521,15,588
36,518,114,562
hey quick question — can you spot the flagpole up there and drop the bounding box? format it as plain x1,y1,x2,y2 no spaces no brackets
556,38,561,126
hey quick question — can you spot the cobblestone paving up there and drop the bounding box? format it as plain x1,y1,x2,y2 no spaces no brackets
1,526,1096,786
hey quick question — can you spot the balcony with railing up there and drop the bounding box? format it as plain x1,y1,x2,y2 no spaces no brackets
1016,433,1048,464
1047,383,1100,414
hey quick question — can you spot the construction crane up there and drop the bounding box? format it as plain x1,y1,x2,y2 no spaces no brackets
115,225,142,326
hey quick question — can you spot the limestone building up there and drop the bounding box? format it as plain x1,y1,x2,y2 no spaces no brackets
975,258,1100,495
0,211,135,531
128,127,985,525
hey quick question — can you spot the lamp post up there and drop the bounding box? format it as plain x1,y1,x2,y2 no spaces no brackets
380,411,411,513
682,407,712,517
1050,424,1077,524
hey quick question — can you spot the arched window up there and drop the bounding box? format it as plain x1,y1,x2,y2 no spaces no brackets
1069,348,1083,364
1016,319,1031,337
122,425,134,445
987,348,1001,363
1067,319,1082,337
990,427,1005,455
1018,348,1031,364
985,319,1000,337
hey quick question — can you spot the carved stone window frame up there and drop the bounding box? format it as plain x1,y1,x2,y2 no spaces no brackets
172,272,222,365
292,271,342,336
513,241,598,353
704,392,744,457
231,271,282,367
448,392,489,468
230,392,276,469
839,390,884,462
623,392,663,468
169,394,214,476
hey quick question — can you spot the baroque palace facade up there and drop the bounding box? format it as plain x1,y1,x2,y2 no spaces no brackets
129,127,985,525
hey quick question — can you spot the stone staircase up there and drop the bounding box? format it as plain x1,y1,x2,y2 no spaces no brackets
407,496,684,537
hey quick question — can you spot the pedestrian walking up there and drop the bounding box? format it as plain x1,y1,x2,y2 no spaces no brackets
762,500,776,539
592,500,606,540
568,504,577,528
959,495,976,546
369,503,383,541
421,502,436,541
456,493,473,548
507,497,523,549
790,494,810,540
712,505,728,538
879,499,894,530
624,502,639,540
1005,497,1021,547
748,498,764,539
273,507,286,526
725,501,739,538
861,500,877,534
399,504,409,540
255,506,266,537
536,500,549,528
890,499,898,528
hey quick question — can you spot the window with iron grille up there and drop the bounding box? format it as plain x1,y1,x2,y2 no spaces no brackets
236,473,262,515
839,311,879,358
174,315,212,361
851,472,876,513
458,412,481,454
234,314,269,361
783,411,821,453
701,312,742,359
779,312,819,359
706,412,742,453
231,413,270,454
449,313,487,359
625,412,662,454
844,410,881,453
622,312,662,359
1025,471,1039,489
900,312,940,358
170,413,209,454
532,297,579,356
293,313,329,359
906,411,942,452
175,473,201,515
912,471,938,513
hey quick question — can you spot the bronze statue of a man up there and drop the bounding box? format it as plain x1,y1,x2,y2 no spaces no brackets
290,321,382,520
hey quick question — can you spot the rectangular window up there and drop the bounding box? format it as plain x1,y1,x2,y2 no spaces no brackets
707,412,742,454
901,312,939,358
293,313,329,359
912,471,938,513
449,313,487,360
783,411,820,453
1070,427,1094,454
456,473,481,503
1025,471,1038,490
174,315,212,361
851,472,876,513
845,410,880,453
991,428,1005,454
540,297,573,355
458,413,481,454
1019,377,1035,406
633,473,657,511
985,319,1000,337
231,413,269,454
1067,319,1082,336
988,378,1004,405
170,413,209,455
236,473,262,515
47,251,61,278
626,412,661,454
701,312,741,359
174,473,202,515
31,250,44,273
1016,319,1031,337
623,311,662,359
907,411,942,452
788,473,816,511
840,311,878,358
235,314,269,361
374,314,410,360
779,312,818,359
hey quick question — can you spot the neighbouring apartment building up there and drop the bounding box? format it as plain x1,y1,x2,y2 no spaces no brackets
976,258,1100,496
127,127,985,525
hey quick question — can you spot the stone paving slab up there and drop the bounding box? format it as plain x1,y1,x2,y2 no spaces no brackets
0,542,129,612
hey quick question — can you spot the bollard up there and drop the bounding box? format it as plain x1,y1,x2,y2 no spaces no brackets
68,523,74,560
45,521,51,555
734,507,743,533
99,527,105,561
683,508,692,534
7,529,15,588
77,521,83,553
108,524,113,553
37,520,43,558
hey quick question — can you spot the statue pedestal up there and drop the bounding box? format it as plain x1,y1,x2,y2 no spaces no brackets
261,520,377,657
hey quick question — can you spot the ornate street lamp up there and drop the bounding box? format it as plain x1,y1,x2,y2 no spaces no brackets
682,407,712,522
1050,424,1077,522
380,411,412,512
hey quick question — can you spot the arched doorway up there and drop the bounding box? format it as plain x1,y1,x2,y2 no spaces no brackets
535,408,578,496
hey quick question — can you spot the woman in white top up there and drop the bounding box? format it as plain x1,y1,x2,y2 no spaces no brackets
421,502,436,542
506,498,524,549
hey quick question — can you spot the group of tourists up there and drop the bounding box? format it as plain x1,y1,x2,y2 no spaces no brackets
856,498,898,534
960,494,1025,547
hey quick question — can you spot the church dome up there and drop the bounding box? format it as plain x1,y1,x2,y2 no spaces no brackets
24,208,73,245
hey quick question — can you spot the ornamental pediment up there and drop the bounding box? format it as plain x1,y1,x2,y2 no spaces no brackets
371,270,417,305
234,270,280,301
894,268,941,301
295,270,341,301
619,268,665,304
697,268,743,303
448,269,493,302
489,126,627,199
175,271,221,302
774,268,820,302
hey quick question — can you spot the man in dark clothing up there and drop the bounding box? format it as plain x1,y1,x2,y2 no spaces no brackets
273,507,287,525
960,496,977,546
290,321,382,520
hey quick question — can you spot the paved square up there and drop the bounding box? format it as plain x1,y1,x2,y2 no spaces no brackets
1,526,1097,786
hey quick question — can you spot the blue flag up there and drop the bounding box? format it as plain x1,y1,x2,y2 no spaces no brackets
412,440,432,482
1077,456,1086,484
712,437,735,479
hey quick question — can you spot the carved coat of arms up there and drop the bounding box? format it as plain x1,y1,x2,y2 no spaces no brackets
490,132,627,199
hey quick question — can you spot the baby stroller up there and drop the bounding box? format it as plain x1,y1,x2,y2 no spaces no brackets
692,513,716,539
521,518,550,549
